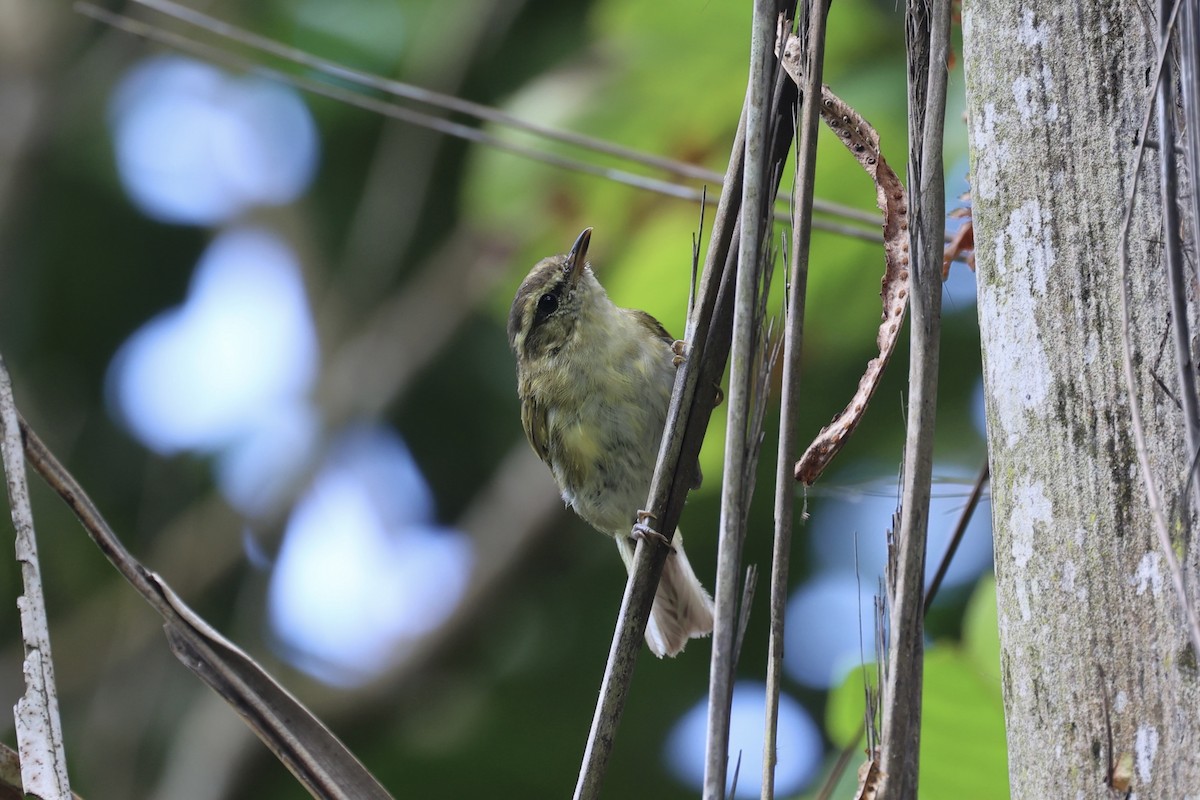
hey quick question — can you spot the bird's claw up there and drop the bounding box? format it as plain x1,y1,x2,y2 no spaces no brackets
672,340,687,367
632,510,673,550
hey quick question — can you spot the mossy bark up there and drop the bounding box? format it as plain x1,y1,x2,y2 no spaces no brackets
964,3,1200,796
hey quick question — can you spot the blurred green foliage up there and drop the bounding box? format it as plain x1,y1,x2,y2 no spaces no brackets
824,578,1008,799
0,0,994,798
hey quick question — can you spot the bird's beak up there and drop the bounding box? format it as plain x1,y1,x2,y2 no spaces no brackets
566,227,592,285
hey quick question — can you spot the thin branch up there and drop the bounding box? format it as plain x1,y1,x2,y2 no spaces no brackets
571,95,751,800
0,357,72,798
19,418,393,800
762,4,828,798
1181,0,1200,292
1155,0,1200,515
875,0,950,796
1117,0,1200,660
704,1,779,796
124,0,882,232
734,567,760,668
923,461,989,615
73,2,884,242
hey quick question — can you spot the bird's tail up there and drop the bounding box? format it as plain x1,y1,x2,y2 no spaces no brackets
616,528,714,658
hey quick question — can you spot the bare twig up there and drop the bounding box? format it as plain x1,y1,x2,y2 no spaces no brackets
874,1,950,796
0,357,72,798
1181,1,1200,291
124,0,883,233
702,2,779,797
923,461,989,615
1155,0,1200,515
734,567,759,667
762,4,828,798
572,93,750,800
1117,0,1200,661
19,419,393,800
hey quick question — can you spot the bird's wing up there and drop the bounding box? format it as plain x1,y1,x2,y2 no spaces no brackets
623,308,705,489
624,308,675,345
520,392,552,463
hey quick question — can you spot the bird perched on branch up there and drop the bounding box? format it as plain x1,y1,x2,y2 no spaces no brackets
507,227,714,657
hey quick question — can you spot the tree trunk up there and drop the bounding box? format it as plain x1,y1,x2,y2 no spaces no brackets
963,3,1200,797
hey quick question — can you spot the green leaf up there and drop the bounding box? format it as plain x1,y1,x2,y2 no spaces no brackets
822,578,1009,798
921,645,1009,798
826,663,878,748
963,574,1003,683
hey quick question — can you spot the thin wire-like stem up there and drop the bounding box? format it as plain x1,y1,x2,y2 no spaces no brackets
1117,0,1200,661
0,357,73,798
922,461,989,615
814,463,989,798
1180,1,1200,291
1155,0,1200,516
762,3,828,798
75,3,886,241
704,2,778,797
127,0,879,227
876,0,949,796
73,6,705,206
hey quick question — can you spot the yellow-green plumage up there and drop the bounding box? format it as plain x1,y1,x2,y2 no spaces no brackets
508,228,713,658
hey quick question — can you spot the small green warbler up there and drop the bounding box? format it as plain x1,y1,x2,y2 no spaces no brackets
507,227,714,657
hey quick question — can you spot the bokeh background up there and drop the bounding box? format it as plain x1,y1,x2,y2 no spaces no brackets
0,1,1005,797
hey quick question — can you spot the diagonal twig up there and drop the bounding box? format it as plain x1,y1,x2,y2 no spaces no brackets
572,85,751,800
75,1,884,242
19,416,393,800
923,461,990,615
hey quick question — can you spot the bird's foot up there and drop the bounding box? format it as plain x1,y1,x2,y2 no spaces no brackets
672,340,687,367
632,510,673,550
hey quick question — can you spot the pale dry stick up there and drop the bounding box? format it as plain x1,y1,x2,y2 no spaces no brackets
74,3,881,242
763,4,827,798
0,741,84,799
875,1,949,795
773,57,911,484
1118,0,1200,660
127,0,883,232
0,357,72,798
704,0,779,796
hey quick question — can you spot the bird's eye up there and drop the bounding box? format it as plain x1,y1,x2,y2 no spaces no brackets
536,293,558,317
